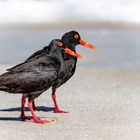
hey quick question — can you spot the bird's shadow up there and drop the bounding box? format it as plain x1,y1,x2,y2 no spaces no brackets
0,117,20,121
0,106,54,122
0,106,54,112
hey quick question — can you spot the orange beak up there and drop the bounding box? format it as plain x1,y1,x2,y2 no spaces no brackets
64,48,83,59
80,39,96,50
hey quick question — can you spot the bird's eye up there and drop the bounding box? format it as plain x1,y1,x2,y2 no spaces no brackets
74,34,79,39
57,42,63,47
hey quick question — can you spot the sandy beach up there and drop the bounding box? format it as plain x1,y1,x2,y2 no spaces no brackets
0,65,140,140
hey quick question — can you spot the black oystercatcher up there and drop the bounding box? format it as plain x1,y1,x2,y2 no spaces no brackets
27,31,96,113
51,31,96,113
0,39,81,124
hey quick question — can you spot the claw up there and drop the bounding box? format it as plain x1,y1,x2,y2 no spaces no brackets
34,118,58,124
53,109,69,113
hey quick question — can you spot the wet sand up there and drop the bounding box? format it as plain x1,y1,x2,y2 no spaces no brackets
0,65,140,140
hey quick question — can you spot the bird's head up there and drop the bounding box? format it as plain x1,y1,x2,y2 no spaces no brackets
49,39,82,59
62,30,96,51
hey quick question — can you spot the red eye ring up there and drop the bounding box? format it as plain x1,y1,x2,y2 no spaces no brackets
57,42,63,47
74,34,79,39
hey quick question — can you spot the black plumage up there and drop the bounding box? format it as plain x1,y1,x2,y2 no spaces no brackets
0,39,80,123
51,31,96,113
0,40,62,97
27,31,96,113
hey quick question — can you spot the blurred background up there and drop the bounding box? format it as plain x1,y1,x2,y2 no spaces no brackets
0,0,140,70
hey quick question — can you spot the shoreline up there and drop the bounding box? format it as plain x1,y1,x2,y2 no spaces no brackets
0,21,140,31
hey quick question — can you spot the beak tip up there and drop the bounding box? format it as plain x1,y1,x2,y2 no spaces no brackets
80,39,96,50
79,56,83,59
93,46,96,50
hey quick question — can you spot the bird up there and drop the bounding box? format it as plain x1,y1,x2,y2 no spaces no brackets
0,39,81,124
51,31,96,113
24,31,96,113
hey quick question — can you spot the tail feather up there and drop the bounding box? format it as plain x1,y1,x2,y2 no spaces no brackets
0,73,12,92
0,85,9,90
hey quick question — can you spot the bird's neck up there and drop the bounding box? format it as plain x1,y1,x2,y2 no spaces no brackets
70,43,76,52
62,40,77,61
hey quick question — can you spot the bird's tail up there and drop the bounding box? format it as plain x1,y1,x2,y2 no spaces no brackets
0,73,11,92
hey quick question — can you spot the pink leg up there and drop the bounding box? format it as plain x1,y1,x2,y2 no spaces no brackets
28,100,54,124
20,97,34,121
52,92,68,113
32,100,40,111
20,97,26,120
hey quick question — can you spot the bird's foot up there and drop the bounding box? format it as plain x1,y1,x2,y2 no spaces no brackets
20,116,34,122
34,118,58,124
20,116,58,124
53,109,69,113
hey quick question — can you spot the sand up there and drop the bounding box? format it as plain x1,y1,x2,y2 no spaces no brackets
0,65,139,140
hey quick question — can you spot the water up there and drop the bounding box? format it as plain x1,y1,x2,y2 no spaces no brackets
0,27,140,69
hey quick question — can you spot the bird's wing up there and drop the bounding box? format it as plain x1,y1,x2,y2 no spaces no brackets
0,56,60,93
0,69,58,93
7,46,50,72
25,46,49,61
7,53,60,73
26,49,43,61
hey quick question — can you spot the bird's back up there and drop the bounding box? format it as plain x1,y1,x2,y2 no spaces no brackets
0,54,61,94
